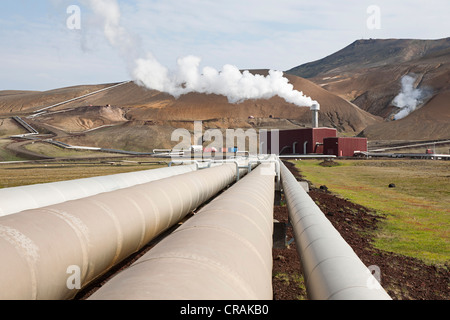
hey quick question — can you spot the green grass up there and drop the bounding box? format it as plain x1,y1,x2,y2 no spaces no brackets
0,140,28,162
0,148,26,162
293,159,450,265
273,272,308,300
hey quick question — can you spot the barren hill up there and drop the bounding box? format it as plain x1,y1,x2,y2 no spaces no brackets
287,38,450,140
360,90,450,141
0,85,112,114
0,72,380,152
288,38,450,79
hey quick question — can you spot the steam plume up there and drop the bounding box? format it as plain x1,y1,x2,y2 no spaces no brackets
392,75,426,120
81,0,140,68
82,0,317,108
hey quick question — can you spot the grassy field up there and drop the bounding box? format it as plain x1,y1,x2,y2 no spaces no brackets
0,139,27,162
292,159,450,265
0,158,167,189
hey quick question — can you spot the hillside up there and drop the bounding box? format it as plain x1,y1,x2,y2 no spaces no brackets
286,38,450,140
360,90,450,140
0,72,380,153
288,38,450,80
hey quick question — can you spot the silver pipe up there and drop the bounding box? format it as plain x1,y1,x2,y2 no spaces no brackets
32,81,131,115
248,158,280,190
89,163,276,300
209,159,243,181
279,161,391,300
0,164,198,217
168,160,201,170
311,103,320,128
0,164,239,300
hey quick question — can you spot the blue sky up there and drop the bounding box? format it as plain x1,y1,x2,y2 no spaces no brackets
1,0,449,91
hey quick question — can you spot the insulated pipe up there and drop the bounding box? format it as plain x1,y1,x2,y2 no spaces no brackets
0,164,238,300
89,163,276,300
168,160,201,170
32,81,132,114
279,161,391,300
209,159,246,182
248,157,280,190
0,164,199,217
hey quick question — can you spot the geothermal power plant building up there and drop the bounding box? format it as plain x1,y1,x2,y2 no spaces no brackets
262,128,368,157
323,137,368,157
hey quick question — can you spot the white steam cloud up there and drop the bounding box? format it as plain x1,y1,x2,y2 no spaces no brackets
392,75,426,120
82,0,317,108
81,0,141,68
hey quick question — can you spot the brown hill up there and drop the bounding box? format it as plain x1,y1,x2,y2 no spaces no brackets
0,72,380,152
124,72,380,131
287,38,450,141
35,105,128,133
360,90,450,140
287,38,450,80
0,85,112,114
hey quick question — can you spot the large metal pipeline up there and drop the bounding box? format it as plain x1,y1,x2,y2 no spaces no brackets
0,164,199,217
0,163,240,300
89,163,276,300
279,161,391,300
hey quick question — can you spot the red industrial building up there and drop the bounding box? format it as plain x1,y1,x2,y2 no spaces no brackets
261,128,367,157
262,128,337,155
323,137,368,157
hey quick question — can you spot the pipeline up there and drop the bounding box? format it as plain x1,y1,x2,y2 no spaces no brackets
89,163,276,300
12,116,39,134
31,81,132,115
248,158,280,190
0,163,240,300
0,164,200,217
279,161,392,300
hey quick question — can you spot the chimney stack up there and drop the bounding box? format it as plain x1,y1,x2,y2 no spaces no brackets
311,103,320,128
